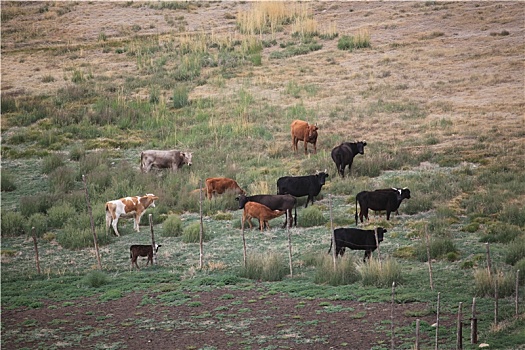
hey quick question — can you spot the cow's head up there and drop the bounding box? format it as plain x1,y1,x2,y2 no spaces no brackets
307,124,318,140
145,193,159,208
182,152,193,166
154,243,162,253
400,188,411,199
356,141,367,154
315,170,329,185
375,227,387,242
235,194,247,209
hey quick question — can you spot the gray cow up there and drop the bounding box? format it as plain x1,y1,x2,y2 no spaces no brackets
140,150,192,173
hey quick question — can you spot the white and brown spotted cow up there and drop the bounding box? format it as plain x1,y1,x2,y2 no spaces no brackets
140,150,192,173
105,194,158,237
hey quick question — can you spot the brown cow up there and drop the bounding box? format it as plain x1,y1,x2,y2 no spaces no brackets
205,177,245,200
291,119,318,154
130,244,162,270
242,201,286,232
105,194,158,237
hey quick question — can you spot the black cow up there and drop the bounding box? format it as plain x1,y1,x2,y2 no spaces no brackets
130,244,162,270
236,194,297,228
331,141,367,177
328,227,386,262
355,188,411,225
277,171,329,208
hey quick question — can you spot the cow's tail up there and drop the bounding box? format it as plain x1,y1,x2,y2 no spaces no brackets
294,205,297,226
105,203,112,233
140,152,144,172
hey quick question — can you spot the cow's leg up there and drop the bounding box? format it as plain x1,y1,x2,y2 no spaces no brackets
111,217,120,237
364,250,371,262
106,211,112,235
134,213,143,232
313,142,317,154
132,256,139,269
304,141,308,155
363,207,369,222
386,210,391,220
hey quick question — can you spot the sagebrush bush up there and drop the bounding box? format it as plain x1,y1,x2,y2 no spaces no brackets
1,170,17,192
69,144,85,161
162,215,183,237
299,205,327,227
182,223,207,243
314,254,360,286
360,257,403,288
57,224,111,250
1,211,25,236
48,203,77,228
82,270,109,288
474,269,515,298
24,213,48,237
239,252,288,281
20,194,55,217
42,153,65,174
505,238,525,265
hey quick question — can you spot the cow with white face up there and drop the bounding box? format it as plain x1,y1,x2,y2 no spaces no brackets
140,150,192,173
105,194,158,237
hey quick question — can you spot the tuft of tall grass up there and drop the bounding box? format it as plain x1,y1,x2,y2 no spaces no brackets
415,237,457,262
239,252,288,281
182,223,208,243
173,85,190,109
337,29,371,51
24,213,48,237
162,215,183,237
81,271,109,288
474,269,516,298
360,257,402,288
1,170,17,192
298,205,327,227
505,238,525,265
58,224,111,250
48,203,77,229
1,211,25,236
48,166,76,193
314,255,360,286
479,222,523,244
42,153,65,174
20,194,56,217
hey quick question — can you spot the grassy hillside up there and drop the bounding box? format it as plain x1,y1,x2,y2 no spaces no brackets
1,2,524,349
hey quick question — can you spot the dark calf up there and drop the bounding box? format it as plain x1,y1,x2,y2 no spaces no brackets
328,227,386,262
130,244,162,270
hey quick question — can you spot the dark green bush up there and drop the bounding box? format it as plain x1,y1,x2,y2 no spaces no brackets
314,255,360,286
415,237,457,262
48,203,77,228
82,271,109,288
173,85,190,108
48,166,76,193
239,252,288,281
162,215,183,237
182,223,207,243
42,153,65,174
505,238,525,265
479,222,523,244
20,194,55,217
1,211,25,236
1,170,17,192
69,144,85,161
298,205,327,227
24,213,48,237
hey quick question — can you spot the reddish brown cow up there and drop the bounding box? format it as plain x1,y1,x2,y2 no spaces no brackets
291,119,318,154
105,194,158,237
205,177,245,200
242,202,286,232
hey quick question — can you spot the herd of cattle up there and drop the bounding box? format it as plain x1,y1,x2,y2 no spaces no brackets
105,119,412,267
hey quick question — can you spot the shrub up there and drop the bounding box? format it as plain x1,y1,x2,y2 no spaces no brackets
505,238,525,265
82,271,109,288
1,211,25,236
20,194,55,216
182,223,207,243
69,144,85,161
162,215,183,237
514,259,525,286
239,252,288,281
24,213,48,237
415,237,457,262
48,166,76,193
1,170,17,192
298,205,327,227
474,269,515,298
48,203,77,228
360,257,403,288
42,153,65,174
314,255,360,286
173,85,190,109
58,224,112,250
479,222,522,244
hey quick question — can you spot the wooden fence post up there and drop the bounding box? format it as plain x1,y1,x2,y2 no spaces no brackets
32,227,41,274
391,281,396,350
374,228,382,266
149,214,156,265
456,302,463,350
485,243,492,278
515,270,520,317
241,206,247,268
471,297,477,344
287,223,293,277
426,228,434,290
199,180,204,269
329,195,336,270
435,292,440,350
494,274,499,326
415,319,420,350
82,175,102,270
